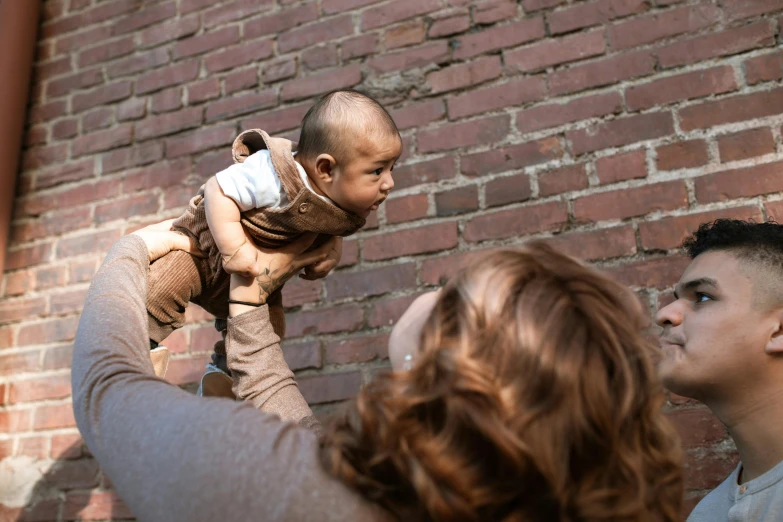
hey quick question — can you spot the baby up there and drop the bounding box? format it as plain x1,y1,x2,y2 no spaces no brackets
146,89,402,382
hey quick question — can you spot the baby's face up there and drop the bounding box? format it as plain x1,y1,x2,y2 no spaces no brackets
330,133,401,218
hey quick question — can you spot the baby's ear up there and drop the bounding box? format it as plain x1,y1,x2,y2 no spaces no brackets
314,154,336,182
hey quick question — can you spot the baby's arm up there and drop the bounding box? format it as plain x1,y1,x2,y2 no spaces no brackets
204,177,258,277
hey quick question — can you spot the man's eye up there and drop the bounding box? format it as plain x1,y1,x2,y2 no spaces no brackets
695,293,712,303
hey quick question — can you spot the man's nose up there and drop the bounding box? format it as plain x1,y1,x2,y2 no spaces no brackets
655,300,683,328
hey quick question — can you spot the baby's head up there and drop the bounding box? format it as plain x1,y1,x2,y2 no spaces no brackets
297,90,402,218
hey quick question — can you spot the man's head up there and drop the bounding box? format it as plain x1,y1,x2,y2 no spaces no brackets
297,89,402,218
656,220,783,403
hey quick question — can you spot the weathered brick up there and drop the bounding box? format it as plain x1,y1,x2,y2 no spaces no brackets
18,317,80,346
0,297,47,325
224,69,259,95
174,26,240,59
393,156,456,190
302,43,339,70
165,125,236,158
327,264,416,300
50,288,89,315
679,86,783,131
280,15,354,53
539,164,588,197
516,91,622,135
43,345,75,371
139,14,200,48
549,50,654,95
205,39,274,73
35,265,68,290
390,100,446,131
325,334,388,364
574,181,688,223
136,60,200,95
299,371,362,404
94,193,160,224
568,112,674,156
448,76,547,120
464,201,568,242
608,255,691,289
640,206,763,251
112,1,176,34
625,66,737,111
46,68,103,97
670,408,728,448
427,56,501,94
77,35,135,67
461,136,564,177
282,340,322,370
82,108,113,131
241,103,310,135
117,97,147,121
418,114,510,153
429,11,470,37
364,222,458,260
202,0,275,28
22,143,69,170
3,270,33,297
9,373,72,404
342,34,378,60
287,305,364,337
695,161,783,203
384,20,426,50
608,5,720,50
744,49,783,85
64,491,133,520
521,0,565,10
0,409,32,432
57,229,122,258
281,65,362,102
72,81,132,113
102,142,164,174
474,0,517,24
206,90,277,122
506,29,606,72
594,149,647,185
385,194,429,224
135,108,202,141
5,243,53,270
718,127,776,163
656,140,709,171
545,226,637,261
435,185,478,216
454,17,545,60
548,0,650,34
52,119,79,140
244,2,319,39
72,124,133,157
367,41,450,73
368,294,421,329
721,0,782,22
151,87,183,114
323,0,384,14
485,173,531,208
362,0,442,30
187,78,220,105
657,21,776,69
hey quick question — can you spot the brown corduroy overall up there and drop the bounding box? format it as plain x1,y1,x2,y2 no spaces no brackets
146,129,366,346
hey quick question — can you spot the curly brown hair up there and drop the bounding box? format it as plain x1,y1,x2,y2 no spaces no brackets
320,242,683,522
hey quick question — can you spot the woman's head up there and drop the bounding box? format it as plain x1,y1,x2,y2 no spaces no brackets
321,242,683,521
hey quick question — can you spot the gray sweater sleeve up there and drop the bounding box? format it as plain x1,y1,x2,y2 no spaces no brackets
71,235,389,522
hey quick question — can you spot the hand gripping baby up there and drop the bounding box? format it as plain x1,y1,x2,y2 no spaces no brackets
145,90,402,379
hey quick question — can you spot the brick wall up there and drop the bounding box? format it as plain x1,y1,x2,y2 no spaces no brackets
2,0,782,519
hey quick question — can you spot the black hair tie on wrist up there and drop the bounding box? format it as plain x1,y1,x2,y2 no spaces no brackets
228,299,264,307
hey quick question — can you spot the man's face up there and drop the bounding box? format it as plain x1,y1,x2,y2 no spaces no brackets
655,251,777,401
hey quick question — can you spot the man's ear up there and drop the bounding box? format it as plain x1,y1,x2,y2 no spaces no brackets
314,154,336,183
765,310,783,354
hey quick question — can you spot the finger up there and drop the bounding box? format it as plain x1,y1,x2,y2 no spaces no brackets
150,218,178,231
170,231,206,258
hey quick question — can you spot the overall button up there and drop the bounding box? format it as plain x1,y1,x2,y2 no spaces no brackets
739,485,747,494
298,202,309,214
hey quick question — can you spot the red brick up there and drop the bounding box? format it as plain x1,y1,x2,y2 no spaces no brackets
384,20,427,50
206,90,277,122
136,60,200,95
55,25,111,55
685,451,739,492
25,125,48,147
473,0,517,24
656,140,710,171
50,288,89,315
18,317,79,346
180,0,219,14
670,408,728,447
69,259,97,283
287,305,364,337
448,76,547,120
419,114,510,154
28,100,68,124
72,124,133,157
463,137,563,178
135,107,201,141
717,127,776,163
64,491,133,520
516,92,622,135
574,181,687,223
82,108,113,131
390,100,446,131
367,41,450,73
165,357,206,386
626,66,737,111
371,294,425,330
549,0,650,34
521,0,565,9
595,149,647,184
151,87,183,113
0,349,42,376
51,433,84,460
36,265,68,290
5,243,53,270
302,44,339,70
363,222,458,261
224,70,258,96
385,194,429,224
139,14,200,48
338,240,359,268
361,0,441,30
33,403,76,430
57,229,122,259
695,160,783,204
639,206,763,251
323,0,383,14
3,270,33,297
608,255,691,289
680,86,783,131
22,143,68,170
77,36,135,67
0,297,46,325
16,435,49,459
280,278,321,308
46,68,103,97
71,80,132,113
282,16,355,53
539,164,588,197
608,5,719,50
35,56,73,78
202,0,274,28
205,38,274,73
282,340,322,370
763,200,783,223
722,0,782,22
657,21,776,69
435,185,478,216
9,373,72,404
427,56,501,95
327,264,416,300
31,159,94,191
43,345,75,371
744,49,783,85
465,201,568,243
568,112,674,156
342,34,378,60
454,17,545,60
174,26,239,60
188,78,220,105
429,11,470,38
43,0,142,37
52,119,79,140
420,249,494,285
281,65,362,102
117,98,147,121
244,2,319,39
299,371,362,404
549,50,654,95
94,193,160,224
102,142,165,174
392,156,456,190
325,334,388,364
46,458,100,490
0,409,32,432
165,125,236,158
507,29,606,73
545,226,637,261
485,174,531,208
113,1,175,34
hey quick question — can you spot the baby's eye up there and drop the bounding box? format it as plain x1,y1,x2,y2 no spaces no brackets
374,168,383,175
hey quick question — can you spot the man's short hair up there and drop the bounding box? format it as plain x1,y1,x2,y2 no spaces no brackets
296,89,400,163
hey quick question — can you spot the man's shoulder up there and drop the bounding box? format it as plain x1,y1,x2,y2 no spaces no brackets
687,471,736,522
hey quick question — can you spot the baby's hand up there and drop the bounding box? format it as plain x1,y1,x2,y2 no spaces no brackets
300,237,342,281
222,240,259,278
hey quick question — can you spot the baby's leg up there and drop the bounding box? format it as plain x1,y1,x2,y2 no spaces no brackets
147,249,209,343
